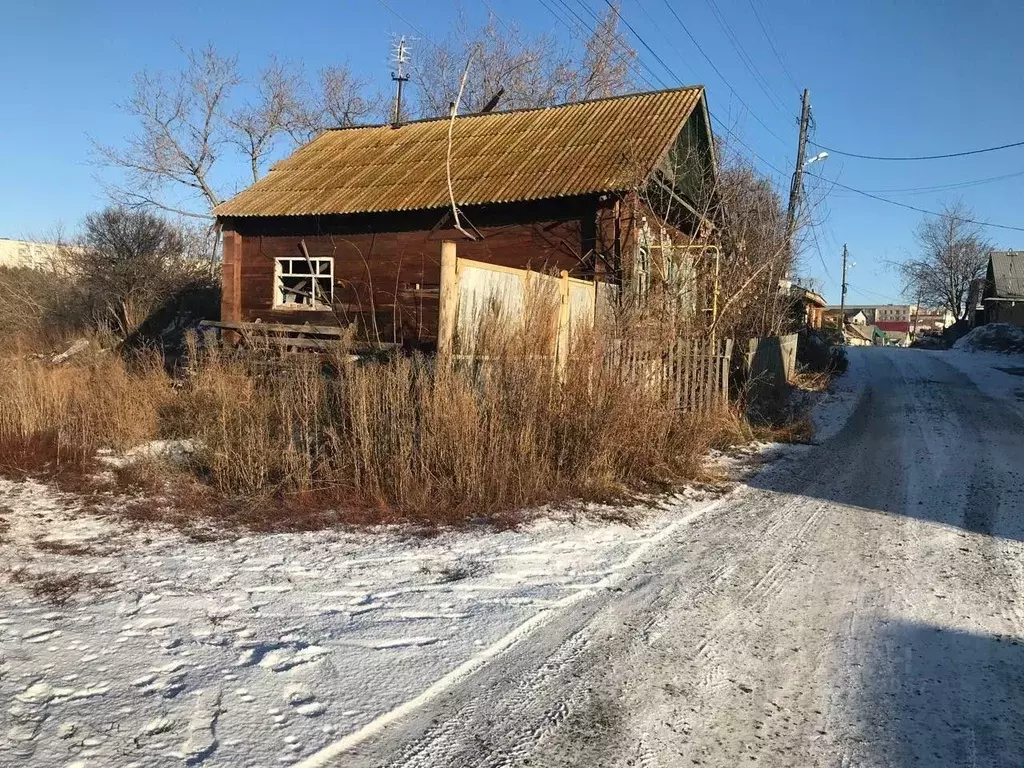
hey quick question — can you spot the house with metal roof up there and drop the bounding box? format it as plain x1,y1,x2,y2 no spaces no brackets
213,87,716,348
982,250,1024,326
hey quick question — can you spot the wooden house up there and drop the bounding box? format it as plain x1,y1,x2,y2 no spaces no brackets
212,87,717,349
982,250,1024,327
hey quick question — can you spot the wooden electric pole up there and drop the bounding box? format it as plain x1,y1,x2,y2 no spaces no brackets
839,244,849,333
785,89,812,248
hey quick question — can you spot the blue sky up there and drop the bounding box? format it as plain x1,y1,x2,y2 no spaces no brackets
2,0,1022,305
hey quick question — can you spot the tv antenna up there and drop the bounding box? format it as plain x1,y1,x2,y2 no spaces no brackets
391,36,410,125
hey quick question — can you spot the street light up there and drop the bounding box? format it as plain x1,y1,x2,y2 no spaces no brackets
804,151,828,168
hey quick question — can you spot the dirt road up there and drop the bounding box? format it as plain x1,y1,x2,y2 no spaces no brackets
335,348,1024,767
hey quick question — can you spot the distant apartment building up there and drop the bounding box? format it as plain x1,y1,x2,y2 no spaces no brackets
875,305,912,323
841,303,953,335
0,238,66,269
843,304,913,325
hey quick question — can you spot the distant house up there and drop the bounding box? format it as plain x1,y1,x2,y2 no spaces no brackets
875,321,910,346
823,308,866,328
787,284,827,329
911,307,954,334
982,250,1024,326
212,87,718,349
845,322,885,346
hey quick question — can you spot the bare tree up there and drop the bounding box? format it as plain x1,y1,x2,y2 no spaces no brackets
900,201,991,321
71,207,211,337
227,57,301,183
94,46,239,218
564,2,636,101
413,5,635,118
286,65,382,143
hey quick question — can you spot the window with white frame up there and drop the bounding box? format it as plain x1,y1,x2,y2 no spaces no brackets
273,256,333,309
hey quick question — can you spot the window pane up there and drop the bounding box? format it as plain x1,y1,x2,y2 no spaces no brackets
315,278,332,305
292,260,312,275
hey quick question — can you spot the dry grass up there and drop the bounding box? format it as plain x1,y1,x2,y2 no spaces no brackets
32,538,103,556
0,349,172,475
793,369,833,393
9,569,114,605
0,322,742,530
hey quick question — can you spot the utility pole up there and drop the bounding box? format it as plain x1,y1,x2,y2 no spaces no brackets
785,89,812,250
390,36,410,126
839,244,849,335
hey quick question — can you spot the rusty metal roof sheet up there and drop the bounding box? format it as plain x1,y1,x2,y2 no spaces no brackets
214,87,706,218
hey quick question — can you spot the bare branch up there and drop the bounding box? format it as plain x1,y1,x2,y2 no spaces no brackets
93,45,239,216
226,57,300,183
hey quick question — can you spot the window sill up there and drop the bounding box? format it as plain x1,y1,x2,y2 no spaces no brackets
271,305,332,312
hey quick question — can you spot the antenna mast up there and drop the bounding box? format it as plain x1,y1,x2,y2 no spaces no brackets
391,36,410,126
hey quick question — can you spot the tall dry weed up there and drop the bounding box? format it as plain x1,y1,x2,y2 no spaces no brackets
0,312,734,524
0,349,171,471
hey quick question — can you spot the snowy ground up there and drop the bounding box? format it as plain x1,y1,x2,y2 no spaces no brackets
942,346,1024,419
330,346,1024,768
0,447,752,767
8,345,1022,768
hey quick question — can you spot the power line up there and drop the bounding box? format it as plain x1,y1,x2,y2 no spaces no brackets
539,0,668,90
377,0,445,52
627,0,695,76
382,0,793,193
810,138,1024,161
538,0,790,186
700,0,794,120
595,0,682,88
846,282,906,304
653,0,792,148
805,170,1024,233
806,219,834,281
745,0,800,93
855,169,1024,196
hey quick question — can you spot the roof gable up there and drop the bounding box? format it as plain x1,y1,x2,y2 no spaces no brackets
990,250,1024,298
214,87,708,218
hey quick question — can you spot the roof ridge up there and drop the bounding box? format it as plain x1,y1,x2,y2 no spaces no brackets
323,85,705,133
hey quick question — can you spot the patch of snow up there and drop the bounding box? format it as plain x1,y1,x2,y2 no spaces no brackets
942,348,1024,419
953,322,1024,354
98,438,202,469
809,347,870,443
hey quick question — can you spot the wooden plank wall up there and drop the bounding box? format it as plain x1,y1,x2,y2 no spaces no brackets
222,196,623,349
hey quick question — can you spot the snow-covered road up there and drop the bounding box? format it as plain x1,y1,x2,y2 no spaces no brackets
335,347,1024,767
4,346,1024,767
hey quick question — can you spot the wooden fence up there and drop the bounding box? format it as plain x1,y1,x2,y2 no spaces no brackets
745,333,798,397
438,241,615,366
609,337,734,413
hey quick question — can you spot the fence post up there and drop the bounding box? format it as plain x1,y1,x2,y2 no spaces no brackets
438,241,458,359
722,339,734,405
556,270,571,378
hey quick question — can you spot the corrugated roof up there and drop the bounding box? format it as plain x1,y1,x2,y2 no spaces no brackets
990,250,1024,298
214,87,706,218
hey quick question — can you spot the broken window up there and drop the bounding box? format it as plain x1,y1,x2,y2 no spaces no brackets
274,257,333,309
